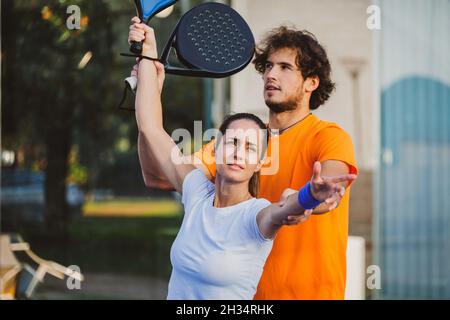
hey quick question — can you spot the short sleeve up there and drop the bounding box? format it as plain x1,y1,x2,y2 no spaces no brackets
313,126,358,182
193,140,217,179
181,169,214,212
244,199,273,245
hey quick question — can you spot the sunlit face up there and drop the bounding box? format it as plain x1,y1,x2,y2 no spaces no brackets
215,119,265,184
263,48,305,113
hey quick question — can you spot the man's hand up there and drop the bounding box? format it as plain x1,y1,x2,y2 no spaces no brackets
310,161,357,210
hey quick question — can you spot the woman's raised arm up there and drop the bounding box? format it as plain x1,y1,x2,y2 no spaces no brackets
134,23,195,193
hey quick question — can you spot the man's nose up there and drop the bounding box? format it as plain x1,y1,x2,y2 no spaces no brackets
265,66,278,81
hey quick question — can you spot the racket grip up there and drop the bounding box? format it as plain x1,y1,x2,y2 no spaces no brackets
125,75,138,92
130,41,143,55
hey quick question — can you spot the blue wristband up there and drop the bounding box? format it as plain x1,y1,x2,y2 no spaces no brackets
298,182,322,210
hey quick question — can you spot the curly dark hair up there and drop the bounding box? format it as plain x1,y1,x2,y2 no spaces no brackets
253,26,335,110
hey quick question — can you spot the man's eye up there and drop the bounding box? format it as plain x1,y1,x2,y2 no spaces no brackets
265,63,272,70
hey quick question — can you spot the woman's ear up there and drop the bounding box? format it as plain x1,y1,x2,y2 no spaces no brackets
255,160,263,172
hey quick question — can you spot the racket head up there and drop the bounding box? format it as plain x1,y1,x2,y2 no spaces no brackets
130,0,177,54
169,2,255,78
134,0,178,23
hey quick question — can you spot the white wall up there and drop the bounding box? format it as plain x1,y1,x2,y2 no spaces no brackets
345,236,366,300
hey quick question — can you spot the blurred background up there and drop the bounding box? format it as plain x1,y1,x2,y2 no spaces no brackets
1,0,449,299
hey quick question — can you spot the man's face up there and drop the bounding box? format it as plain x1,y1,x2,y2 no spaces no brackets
262,48,305,113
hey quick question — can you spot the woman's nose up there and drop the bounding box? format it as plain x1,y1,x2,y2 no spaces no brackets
233,145,246,163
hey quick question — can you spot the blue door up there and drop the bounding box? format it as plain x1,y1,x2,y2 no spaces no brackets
378,0,450,299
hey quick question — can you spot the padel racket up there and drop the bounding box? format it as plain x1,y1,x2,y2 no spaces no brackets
159,2,255,78
130,0,178,54
120,2,255,110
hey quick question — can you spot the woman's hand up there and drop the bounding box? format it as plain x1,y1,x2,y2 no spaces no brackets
276,188,313,226
257,163,356,238
128,16,158,58
282,209,313,226
129,17,165,93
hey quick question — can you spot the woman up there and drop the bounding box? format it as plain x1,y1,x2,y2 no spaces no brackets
130,21,356,299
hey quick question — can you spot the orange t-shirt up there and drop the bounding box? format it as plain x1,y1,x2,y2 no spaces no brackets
194,114,357,299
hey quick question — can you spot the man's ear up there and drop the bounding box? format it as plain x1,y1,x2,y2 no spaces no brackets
305,75,320,93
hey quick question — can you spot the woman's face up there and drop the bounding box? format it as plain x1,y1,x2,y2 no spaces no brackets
215,119,265,185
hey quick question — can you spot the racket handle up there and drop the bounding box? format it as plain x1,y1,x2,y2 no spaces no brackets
125,75,138,92
130,40,143,55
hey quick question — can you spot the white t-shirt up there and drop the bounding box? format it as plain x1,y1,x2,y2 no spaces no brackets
167,169,273,300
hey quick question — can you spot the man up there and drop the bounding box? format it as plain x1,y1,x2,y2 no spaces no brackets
130,22,357,299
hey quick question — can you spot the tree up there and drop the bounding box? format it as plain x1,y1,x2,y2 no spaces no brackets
2,0,206,235
2,0,116,234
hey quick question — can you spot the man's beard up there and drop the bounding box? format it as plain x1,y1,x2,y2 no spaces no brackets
265,92,303,114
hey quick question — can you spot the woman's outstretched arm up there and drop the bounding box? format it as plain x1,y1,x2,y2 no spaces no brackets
257,162,357,239
134,24,195,193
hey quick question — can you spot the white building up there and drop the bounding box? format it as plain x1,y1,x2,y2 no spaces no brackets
209,0,450,299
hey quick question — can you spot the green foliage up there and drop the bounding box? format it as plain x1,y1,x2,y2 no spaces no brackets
67,146,88,185
2,0,205,194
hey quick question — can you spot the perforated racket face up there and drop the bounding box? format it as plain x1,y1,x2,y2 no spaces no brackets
175,2,255,77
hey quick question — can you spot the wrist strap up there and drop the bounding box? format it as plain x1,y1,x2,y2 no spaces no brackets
117,53,160,111
298,182,321,210
118,82,134,112
120,53,160,62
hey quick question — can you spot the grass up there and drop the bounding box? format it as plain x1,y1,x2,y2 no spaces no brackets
83,199,182,217
64,215,182,277
10,198,184,279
